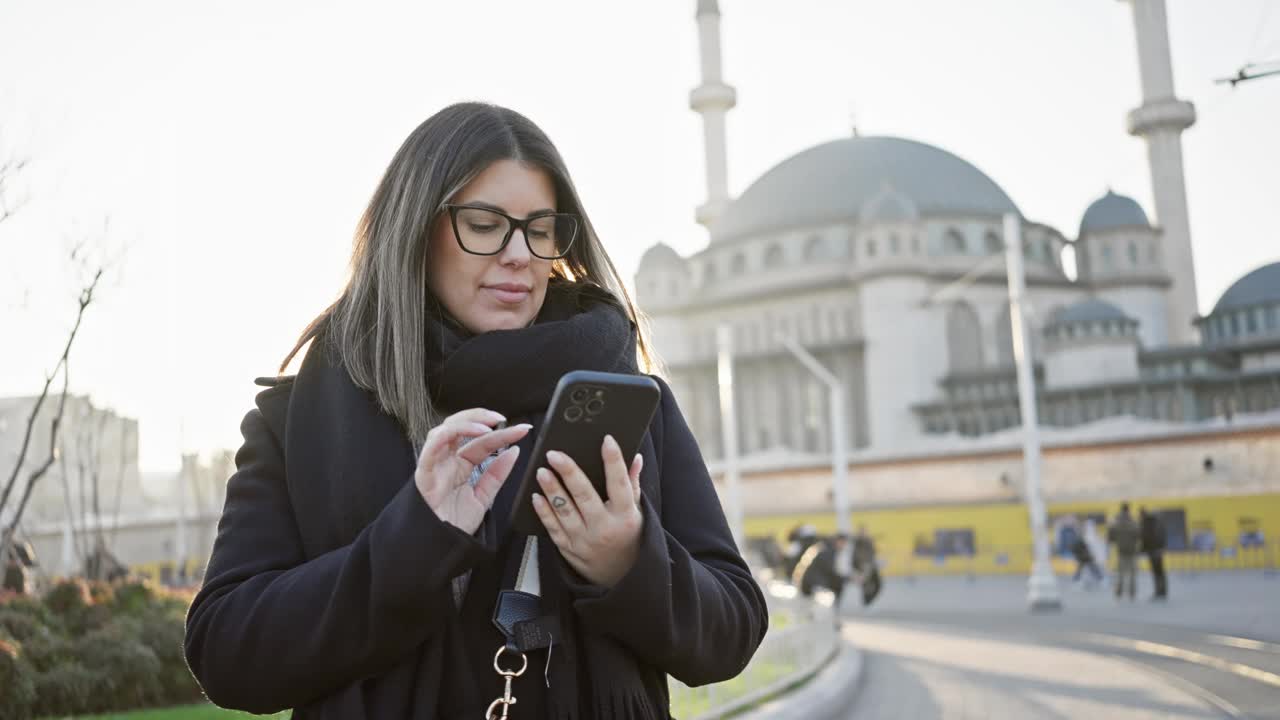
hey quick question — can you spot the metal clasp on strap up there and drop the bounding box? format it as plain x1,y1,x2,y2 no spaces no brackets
484,645,528,719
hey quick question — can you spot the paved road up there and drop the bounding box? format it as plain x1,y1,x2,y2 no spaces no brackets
838,572,1280,719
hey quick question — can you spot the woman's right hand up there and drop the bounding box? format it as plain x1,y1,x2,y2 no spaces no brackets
414,409,532,535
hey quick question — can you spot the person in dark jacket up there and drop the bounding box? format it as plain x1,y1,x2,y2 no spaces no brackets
1107,502,1141,601
851,525,881,606
1139,507,1168,600
1070,533,1102,588
183,103,768,720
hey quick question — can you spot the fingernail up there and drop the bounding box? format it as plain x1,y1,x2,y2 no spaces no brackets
604,434,618,450
537,468,550,483
516,423,533,430
546,450,564,464
635,454,644,470
491,411,507,422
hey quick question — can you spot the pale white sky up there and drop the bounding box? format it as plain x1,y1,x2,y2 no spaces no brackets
1,0,1277,472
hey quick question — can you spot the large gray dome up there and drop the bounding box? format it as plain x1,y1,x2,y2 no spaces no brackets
1212,261,1280,313
1079,190,1149,236
1047,298,1133,327
711,136,1021,243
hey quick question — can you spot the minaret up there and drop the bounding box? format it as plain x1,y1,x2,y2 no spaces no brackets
1121,0,1198,344
690,0,736,229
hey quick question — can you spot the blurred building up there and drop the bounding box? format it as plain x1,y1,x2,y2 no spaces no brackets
642,0,1280,561
0,395,146,526
0,397,229,583
644,0,1280,462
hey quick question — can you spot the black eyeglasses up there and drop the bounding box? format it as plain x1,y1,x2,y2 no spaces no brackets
441,204,579,260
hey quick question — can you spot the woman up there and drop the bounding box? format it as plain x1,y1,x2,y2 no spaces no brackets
183,103,767,719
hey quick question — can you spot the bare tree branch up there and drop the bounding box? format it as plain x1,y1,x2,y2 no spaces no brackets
0,154,30,227
0,351,72,567
0,266,103,568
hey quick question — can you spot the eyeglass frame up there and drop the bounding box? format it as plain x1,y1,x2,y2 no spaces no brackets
439,203,580,260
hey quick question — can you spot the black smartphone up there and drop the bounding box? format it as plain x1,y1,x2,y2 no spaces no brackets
509,370,662,536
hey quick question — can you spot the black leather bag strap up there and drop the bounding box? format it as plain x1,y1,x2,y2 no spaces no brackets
492,536,557,653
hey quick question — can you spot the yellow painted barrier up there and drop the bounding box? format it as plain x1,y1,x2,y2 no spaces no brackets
747,492,1280,577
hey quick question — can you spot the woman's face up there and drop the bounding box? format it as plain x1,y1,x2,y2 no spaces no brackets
427,159,557,334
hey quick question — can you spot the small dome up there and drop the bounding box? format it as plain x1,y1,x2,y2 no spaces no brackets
1079,190,1150,236
1212,261,1280,314
712,136,1020,243
1048,298,1134,327
637,242,684,271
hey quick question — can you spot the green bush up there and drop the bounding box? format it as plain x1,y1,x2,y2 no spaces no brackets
112,578,158,615
0,633,36,720
31,662,102,717
0,576,205,716
87,579,116,605
0,608,43,643
67,600,116,636
0,592,55,629
75,617,165,711
44,577,93,617
22,631,75,673
138,610,204,705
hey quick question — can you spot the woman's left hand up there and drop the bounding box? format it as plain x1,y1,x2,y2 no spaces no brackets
532,435,644,588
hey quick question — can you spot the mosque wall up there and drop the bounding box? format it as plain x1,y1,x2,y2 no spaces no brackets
858,275,945,450
1044,338,1141,389
715,420,1280,515
1096,285,1172,347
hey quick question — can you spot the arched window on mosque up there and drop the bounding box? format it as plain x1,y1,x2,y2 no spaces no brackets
804,235,824,262
944,228,966,254
764,243,784,267
889,234,901,255
703,260,717,286
730,252,746,275
1100,242,1114,270
946,302,984,373
866,237,878,258
911,235,921,254
984,231,1001,255
995,302,1014,366
1128,240,1139,267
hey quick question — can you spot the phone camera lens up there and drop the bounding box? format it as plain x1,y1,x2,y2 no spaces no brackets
570,387,590,404
564,405,584,423
585,398,605,416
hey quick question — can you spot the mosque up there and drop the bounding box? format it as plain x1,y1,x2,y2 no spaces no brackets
634,0,1280,570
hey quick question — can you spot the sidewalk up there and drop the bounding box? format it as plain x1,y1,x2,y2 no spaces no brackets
863,571,1280,641
733,637,864,720
842,620,1222,720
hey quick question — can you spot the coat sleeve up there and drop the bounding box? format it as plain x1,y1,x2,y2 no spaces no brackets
184,407,490,713
565,376,769,686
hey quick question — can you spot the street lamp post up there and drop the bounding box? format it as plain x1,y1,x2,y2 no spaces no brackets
1004,213,1062,612
779,336,852,536
716,324,745,547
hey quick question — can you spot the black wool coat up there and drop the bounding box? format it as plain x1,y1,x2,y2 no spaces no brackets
183,347,768,718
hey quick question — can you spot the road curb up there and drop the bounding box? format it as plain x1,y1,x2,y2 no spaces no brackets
732,637,865,720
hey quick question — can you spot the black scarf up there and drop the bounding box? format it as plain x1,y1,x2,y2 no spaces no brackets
422,280,663,720
424,279,639,418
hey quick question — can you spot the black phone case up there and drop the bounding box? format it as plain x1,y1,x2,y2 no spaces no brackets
509,370,661,537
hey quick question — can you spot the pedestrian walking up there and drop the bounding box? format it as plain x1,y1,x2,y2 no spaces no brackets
852,524,882,606
1139,507,1169,600
183,102,768,719
1070,532,1103,588
832,533,853,610
1108,502,1142,601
